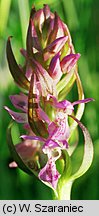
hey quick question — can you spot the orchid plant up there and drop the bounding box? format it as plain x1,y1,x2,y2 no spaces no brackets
5,4,94,200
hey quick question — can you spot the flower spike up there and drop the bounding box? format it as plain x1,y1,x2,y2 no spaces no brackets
5,4,94,198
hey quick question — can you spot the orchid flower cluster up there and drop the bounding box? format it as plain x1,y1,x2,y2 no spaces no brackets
5,5,94,200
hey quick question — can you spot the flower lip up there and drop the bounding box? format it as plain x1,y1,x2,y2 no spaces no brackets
38,158,60,189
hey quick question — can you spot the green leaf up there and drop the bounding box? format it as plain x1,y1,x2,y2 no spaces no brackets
7,121,37,176
6,37,30,90
69,115,94,180
69,71,85,138
68,126,79,156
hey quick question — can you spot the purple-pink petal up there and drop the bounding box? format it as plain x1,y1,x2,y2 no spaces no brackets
72,98,94,106
31,19,41,51
48,116,70,142
15,140,37,159
39,108,51,124
43,4,50,20
9,93,28,112
49,53,62,83
9,140,39,168
42,139,59,153
48,36,68,52
61,53,81,73
48,95,74,110
48,122,58,135
47,18,54,41
31,58,54,96
21,135,45,142
33,9,44,32
47,13,65,44
54,13,65,38
38,158,60,189
44,36,68,61
4,106,27,123
25,64,33,81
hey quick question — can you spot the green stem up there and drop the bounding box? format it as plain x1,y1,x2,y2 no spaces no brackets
57,180,73,200
52,180,73,200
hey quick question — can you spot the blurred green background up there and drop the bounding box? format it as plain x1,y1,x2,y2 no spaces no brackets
0,0,99,200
